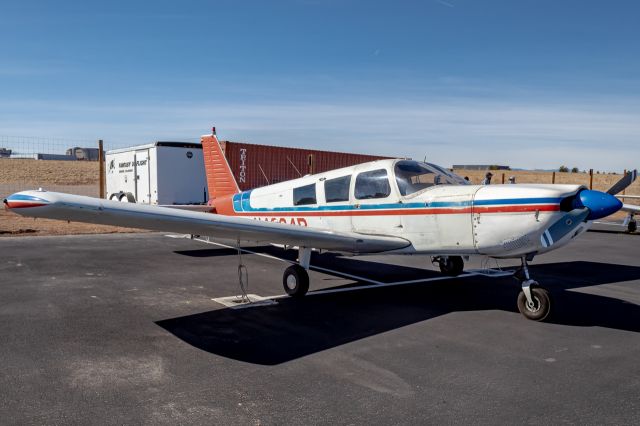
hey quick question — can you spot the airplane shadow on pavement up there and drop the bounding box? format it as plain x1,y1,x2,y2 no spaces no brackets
159,250,640,365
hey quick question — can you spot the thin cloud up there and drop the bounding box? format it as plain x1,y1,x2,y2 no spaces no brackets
436,0,455,8
0,97,638,171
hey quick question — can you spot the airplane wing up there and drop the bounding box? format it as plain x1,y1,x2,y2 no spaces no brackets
622,203,640,213
4,191,410,254
160,204,215,213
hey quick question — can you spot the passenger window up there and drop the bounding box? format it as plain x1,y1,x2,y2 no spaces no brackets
355,169,391,200
293,183,317,205
324,175,351,203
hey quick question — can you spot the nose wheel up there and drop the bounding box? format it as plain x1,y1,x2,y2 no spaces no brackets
517,283,551,321
515,257,552,321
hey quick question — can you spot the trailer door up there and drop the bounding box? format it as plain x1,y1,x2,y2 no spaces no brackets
135,149,151,203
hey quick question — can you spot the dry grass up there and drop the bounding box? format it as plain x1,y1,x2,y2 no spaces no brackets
0,209,145,237
0,158,99,185
0,158,139,236
1,160,637,237
453,169,640,195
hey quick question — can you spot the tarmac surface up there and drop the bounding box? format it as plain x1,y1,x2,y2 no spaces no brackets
1,231,639,425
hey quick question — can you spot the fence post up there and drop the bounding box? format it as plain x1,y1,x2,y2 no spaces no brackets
552,171,555,184
589,169,593,190
98,139,105,199
501,173,505,184
623,169,627,195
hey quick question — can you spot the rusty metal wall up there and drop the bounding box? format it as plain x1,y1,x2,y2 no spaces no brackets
219,141,394,191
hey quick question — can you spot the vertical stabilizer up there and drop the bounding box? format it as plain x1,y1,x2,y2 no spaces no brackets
201,129,240,201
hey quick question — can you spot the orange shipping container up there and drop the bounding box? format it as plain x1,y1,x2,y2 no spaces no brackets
219,141,394,191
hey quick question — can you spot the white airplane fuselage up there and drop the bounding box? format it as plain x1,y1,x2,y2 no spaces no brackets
211,159,591,258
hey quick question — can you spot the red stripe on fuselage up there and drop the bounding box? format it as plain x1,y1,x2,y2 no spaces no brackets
225,204,559,217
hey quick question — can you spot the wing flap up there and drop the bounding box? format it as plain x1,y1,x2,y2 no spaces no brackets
5,191,410,253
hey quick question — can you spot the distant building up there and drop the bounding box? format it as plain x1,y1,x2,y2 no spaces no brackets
36,153,77,161
0,148,11,158
66,147,100,161
452,164,510,170
7,153,76,160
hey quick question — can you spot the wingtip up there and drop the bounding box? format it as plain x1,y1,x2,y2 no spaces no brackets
4,191,52,209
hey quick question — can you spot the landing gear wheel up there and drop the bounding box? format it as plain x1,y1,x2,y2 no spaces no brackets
517,287,551,321
628,220,637,233
438,256,464,276
283,265,309,298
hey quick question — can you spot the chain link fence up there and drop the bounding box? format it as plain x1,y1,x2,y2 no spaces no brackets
0,135,107,200
2,134,638,201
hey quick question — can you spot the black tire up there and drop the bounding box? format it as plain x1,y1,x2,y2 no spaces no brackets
628,220,637,233
439,256,464,276
283,265,309,298
517,287,551,321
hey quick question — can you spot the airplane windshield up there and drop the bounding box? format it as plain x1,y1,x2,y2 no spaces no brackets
394,160,467,196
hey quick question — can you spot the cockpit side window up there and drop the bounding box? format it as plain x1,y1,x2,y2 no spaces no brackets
394,160,466,196
355,169,391,200
324,175,351,203
394,162,436,196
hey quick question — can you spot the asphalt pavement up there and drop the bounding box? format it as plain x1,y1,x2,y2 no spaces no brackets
0,231,639,425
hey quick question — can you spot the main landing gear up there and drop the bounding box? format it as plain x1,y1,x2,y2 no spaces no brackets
624,213,636,233
514,257,551,321
282,247,311,297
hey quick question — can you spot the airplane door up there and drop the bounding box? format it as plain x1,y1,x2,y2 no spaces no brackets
351,168,402,234
135,149,151,204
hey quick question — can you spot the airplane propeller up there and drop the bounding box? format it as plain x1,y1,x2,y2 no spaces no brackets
540,189,622,249
541,169,636,247
606,169,637,195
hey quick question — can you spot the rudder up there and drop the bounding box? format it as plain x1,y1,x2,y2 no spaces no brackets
201,128,240,201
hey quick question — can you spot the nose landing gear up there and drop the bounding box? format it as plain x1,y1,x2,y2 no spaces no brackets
514,257,551,321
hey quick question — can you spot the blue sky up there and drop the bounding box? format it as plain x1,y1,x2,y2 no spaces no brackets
1,0,639,170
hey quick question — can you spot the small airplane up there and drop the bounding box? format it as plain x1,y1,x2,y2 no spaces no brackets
592,170,639,233
4,129,633,321
612,169,639,233
618,198,639,233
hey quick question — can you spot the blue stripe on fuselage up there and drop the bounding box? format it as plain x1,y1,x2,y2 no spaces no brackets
232,191,562,213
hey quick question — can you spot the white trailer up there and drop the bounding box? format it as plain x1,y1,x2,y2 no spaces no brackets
106,142,207,205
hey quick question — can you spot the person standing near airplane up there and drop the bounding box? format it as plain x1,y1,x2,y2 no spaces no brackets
481,172,493,185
